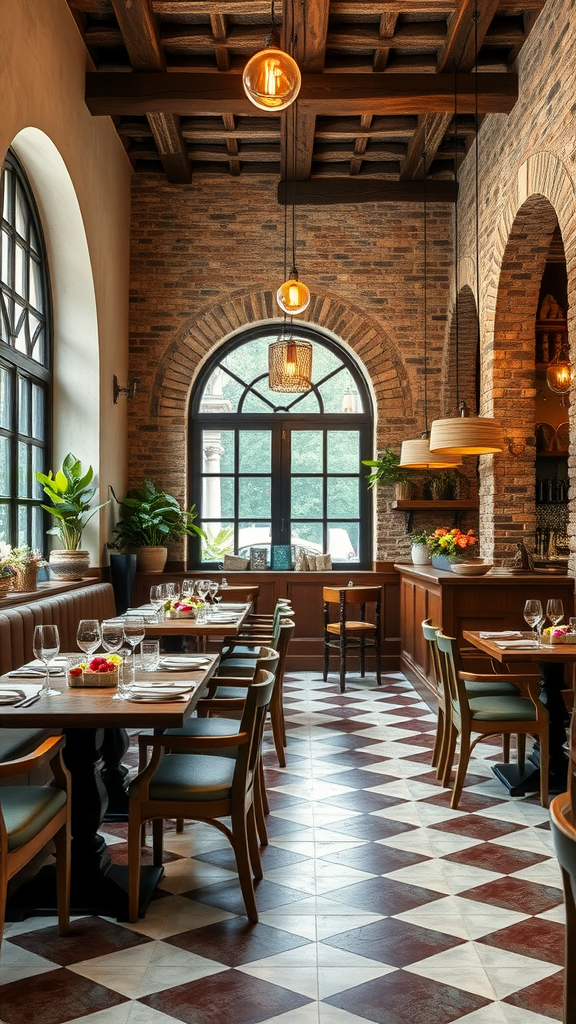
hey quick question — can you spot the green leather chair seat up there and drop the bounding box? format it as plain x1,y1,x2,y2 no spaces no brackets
0,728,53,762
211,685,249,701
163,718,241,758
463,680,519,699
460,696,537,722
217,658,257,677
1,787,67,851
138,753,236,802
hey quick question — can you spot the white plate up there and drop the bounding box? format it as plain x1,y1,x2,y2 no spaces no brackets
132,684,196,695
127,693,188,703
159,657,211,670
0,689,26,705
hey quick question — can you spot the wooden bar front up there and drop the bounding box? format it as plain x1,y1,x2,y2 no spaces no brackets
395,563,575,691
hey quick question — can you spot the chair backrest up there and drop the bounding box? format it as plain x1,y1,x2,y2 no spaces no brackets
568,709,576,817
274,620,295,684
421,618,442,697
254,646,280,676
236,668,276,787
219,585,260,605
435,631,465,708
323,586,380,630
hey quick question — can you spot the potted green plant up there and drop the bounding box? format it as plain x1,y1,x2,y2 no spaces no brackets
410,530,431,566
362,447,416,500
426,468,470,501
36,453,109,580
9,545,47,592
109,478,205,572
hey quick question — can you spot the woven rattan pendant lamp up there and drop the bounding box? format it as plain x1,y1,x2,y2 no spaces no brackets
400,137,462,470
429,11,503,457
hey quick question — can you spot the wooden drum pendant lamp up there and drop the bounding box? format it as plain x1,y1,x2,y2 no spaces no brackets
400,133,462,470
429,8,503,458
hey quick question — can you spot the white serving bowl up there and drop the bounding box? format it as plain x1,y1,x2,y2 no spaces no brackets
450,562,493,577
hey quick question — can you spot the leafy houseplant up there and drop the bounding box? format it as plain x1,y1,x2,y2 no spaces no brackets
426,468,469,501
36,453,109,580
109,479,205,573
362,447,416,499
9,545,46,592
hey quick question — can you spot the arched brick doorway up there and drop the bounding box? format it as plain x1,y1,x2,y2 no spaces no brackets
482,196,561,563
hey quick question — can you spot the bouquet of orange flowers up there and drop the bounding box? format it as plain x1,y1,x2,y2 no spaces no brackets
427,527,478,560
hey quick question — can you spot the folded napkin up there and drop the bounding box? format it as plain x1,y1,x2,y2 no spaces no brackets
479,631,524,639
9,665,65,678
0,688,26,705
494,639,539,648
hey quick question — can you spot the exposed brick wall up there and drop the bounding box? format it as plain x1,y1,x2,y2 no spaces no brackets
128,177,456,563
455,0,576,568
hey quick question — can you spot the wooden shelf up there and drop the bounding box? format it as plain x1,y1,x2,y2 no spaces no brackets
392,499,479,510
391,499,478,532
536,319,567,328
536,450,568,458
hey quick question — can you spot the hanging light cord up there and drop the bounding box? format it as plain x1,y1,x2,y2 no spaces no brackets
453,57,461,414
423,136,428,433
474,4,481,367
291,99,297,274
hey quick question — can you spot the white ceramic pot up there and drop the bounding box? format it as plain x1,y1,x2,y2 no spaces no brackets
411,543,431,565
49,549,90,581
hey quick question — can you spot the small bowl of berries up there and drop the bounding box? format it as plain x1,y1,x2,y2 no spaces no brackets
68,654,123,688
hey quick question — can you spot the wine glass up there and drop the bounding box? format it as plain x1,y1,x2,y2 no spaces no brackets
33,624,60,696
166,582,181,600
123,617,146,687
101,619,126,699
195,579,210,602
547,598,564,627
150,585,166,622
182,579,194,598
76,619,101,656
524,599,543,642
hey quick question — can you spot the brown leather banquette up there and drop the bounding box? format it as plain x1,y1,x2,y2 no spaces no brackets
0,583,116,766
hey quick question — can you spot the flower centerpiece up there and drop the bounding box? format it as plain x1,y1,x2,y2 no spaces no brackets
165,596,204,620
68,654,123,688
9,545,47,592
427,528,478,571
0,542,16,596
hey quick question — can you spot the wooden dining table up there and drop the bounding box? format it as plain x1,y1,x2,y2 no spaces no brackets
138,602,252,638
463,630,572,796
1,653,219,921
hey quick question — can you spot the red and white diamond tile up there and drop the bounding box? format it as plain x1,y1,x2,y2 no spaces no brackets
0,671,565,1024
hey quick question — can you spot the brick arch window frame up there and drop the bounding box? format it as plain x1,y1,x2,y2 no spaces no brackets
0,150,52,550
188,323,374,569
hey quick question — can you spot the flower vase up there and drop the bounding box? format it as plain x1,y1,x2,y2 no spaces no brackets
431,554,452,571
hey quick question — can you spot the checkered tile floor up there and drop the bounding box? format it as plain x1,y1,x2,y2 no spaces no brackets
0,671,565,1024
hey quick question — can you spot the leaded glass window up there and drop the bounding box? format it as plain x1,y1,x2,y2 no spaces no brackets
0,153,51,549
190,326,372,568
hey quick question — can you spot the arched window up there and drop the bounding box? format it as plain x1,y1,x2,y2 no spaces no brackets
0,152,51,549
189,325,373,569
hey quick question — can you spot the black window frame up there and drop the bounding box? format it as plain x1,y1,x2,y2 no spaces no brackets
0,151,52,551
189,324,373,569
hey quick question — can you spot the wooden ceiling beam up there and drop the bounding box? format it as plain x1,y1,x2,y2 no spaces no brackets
86,71,518,116
110,0,191,183
277,178,458,204
68,0,546,12
399,0,501,180
373,14,397,73
281,0,330,183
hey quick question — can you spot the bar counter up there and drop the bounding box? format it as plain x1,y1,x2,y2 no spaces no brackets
394,562,575,691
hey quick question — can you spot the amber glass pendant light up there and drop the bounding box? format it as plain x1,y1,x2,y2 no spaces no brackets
400,133,462,471
429,13,503,457
546,345,573,405
242,1,301,111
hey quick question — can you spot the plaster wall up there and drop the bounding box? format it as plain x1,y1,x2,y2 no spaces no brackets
0,0,132,563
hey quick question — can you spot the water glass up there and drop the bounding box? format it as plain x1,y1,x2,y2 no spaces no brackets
547,598,564,627
33,623,60,696
140,640,160,672
523,599,543,642
123,617,146,686
116,647,132,699
76,619,102,656
150,585,166,622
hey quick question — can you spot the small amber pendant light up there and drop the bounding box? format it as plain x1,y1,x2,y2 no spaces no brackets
242,1,301,111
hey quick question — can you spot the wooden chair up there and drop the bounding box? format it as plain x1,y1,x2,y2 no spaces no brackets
422,619,525,787
218,585,260,612
435,631,549,808
550,711,576,1024
128,670,275,923
323,586,381,693
1,736,71,944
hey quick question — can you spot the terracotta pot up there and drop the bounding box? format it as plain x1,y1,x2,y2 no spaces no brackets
49,550,90,581
134,546,168,573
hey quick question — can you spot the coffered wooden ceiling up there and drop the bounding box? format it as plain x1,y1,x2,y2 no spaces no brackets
68,0,546,202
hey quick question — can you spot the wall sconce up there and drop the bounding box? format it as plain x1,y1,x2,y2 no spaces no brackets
113,375,138,404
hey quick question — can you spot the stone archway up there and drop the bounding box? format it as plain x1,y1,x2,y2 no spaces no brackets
442,285,479,417
135,286,414,498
